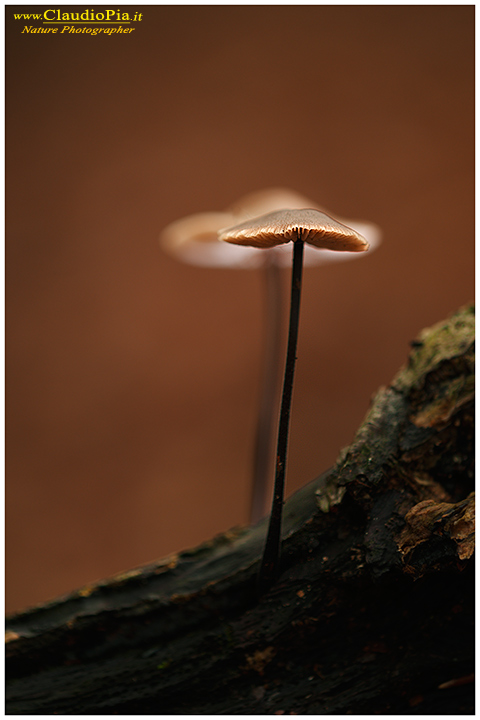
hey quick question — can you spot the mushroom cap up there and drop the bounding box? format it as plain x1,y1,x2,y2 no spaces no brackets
160,211,248,267
219,208,370,252
160,188,379,268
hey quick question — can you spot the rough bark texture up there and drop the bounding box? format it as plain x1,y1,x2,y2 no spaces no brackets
6,305,475,715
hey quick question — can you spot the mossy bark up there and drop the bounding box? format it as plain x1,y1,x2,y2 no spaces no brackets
6,305,474,715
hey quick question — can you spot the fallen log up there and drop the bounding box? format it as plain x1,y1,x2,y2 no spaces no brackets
6,304,475,715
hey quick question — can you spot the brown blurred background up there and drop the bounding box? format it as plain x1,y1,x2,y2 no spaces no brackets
6,6,474,614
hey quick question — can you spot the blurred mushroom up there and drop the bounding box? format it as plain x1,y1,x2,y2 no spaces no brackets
161,211,255,268
219,209,370,594
160,190,381,529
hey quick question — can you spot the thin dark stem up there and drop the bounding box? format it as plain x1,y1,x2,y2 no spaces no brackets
257,237,304,595
249,254,284,525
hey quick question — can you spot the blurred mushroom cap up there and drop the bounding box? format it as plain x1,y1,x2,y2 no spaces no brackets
227,187,318,219
219,208,370,252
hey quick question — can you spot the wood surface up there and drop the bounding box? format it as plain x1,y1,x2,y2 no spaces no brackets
6,305,474,715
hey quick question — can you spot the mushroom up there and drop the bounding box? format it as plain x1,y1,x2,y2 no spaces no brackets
160,191,380,528
219,209,370,594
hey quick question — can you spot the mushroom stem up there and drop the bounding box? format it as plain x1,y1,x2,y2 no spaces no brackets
249,253,284,525
257,237,304,594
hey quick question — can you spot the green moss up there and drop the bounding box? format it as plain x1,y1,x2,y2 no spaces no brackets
392,304,474,393
157,659,172,671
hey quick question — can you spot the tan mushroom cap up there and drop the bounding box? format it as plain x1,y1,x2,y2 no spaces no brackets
219,208,370,252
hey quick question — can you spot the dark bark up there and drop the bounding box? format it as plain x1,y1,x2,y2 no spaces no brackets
6,305,475,715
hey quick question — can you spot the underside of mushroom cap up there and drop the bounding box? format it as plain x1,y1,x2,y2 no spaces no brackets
219,208,370,251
